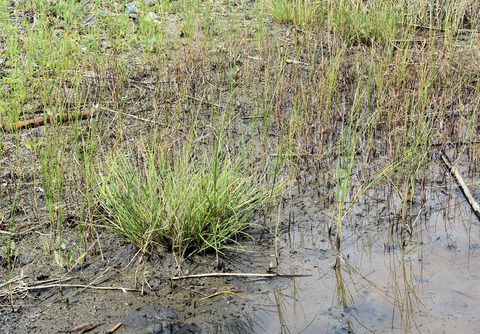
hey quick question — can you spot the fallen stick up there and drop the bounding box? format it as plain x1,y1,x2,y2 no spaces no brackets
105,323,122,334
70,321,94,332
80,321,105,333
1,110,97,132
4,283,138,296
440,150,480,220
171,272,311,280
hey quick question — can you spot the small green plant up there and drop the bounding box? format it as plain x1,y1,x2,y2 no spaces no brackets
53,242,73,272
23,137,43,160
0,240,16,268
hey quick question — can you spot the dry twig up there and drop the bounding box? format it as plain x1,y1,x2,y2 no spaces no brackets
70,322,94,332
105,322,122,334
0,276,138,298
440,150,480,220
171,272,311,280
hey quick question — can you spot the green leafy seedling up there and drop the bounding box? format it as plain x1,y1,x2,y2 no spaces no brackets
0,240,15,259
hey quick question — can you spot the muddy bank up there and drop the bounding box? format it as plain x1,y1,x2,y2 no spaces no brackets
0,207,309,334
2,159,480,333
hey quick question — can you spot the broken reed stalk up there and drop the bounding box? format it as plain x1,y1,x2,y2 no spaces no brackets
171,272,312,280
440,150,480,220
70,321,106,333
70,321,94,332
22,283,138,292
0,282,138,298
1,110,97,131
105,323,123,334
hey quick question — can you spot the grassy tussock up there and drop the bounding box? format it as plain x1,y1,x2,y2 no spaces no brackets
96,137,284,255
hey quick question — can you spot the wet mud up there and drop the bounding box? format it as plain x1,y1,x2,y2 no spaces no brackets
2,148,480,333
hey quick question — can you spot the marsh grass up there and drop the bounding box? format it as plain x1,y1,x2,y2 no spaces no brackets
329,0,404,44
96,130,285,257
269,0,321,26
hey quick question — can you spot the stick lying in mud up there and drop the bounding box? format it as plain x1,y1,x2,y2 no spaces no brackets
171,272,312,280
0,281,139,298
1,110,97,131
105,323,122,334
440,150,480,220
80,321,106,333
70,321,94,332
24,284,139,292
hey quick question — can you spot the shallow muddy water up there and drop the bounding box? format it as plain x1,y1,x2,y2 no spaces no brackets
93,163,479,333
218,169,480,333
145,156,480,334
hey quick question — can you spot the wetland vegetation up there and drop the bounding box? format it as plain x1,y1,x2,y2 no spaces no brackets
1,0,480,332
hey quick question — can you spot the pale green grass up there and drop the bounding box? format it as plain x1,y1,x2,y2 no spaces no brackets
96,133,285,256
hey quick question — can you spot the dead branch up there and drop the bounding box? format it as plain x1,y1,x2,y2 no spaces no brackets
440,150,480,220
105,323,122,334
70,321,94,332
